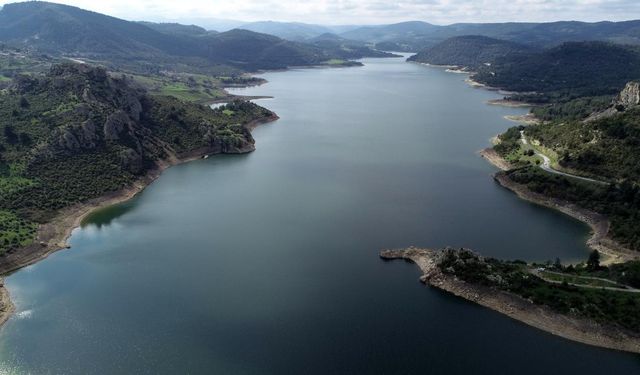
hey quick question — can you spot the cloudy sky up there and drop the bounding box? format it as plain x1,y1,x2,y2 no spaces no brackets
2,0,638,25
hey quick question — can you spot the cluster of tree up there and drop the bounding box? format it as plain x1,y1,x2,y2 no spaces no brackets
531,96,613,121
437,247,640,332
494,126,524,158
551,251,640,289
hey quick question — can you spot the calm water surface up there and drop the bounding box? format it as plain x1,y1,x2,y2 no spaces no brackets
1,55,638,374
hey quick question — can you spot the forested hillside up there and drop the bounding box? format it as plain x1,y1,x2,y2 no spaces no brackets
0,2,365,73
0,63,273,254
474,42,640,100
343,20,640,52
492,81,640,250
408,35,532,69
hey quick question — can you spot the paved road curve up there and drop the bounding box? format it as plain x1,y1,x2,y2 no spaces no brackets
520,131,609,185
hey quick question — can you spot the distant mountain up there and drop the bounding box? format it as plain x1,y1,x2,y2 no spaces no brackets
237,21,362,41
474,41,640,98
308,33,399,59
437,21,640,47
162,17,245,32
341,20,640,52
340,21,438,50
0,2,358,72
408,35,532,69
201,29,347,70
0,2,201,58
341,21,437,41
238,21,332,41
138,22,214,37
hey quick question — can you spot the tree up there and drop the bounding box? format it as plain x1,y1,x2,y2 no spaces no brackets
4,125,18,144
19,132,32,146
554,257,562,270
587,250,601,270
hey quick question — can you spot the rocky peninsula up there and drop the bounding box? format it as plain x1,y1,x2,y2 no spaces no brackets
381,247,640,353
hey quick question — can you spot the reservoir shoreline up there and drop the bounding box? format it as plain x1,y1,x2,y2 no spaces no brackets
0,113,279,326
479,147,637,265
380,248,640,354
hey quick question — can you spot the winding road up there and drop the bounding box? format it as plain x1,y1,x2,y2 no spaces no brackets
531,269,640,293
520,131,609,185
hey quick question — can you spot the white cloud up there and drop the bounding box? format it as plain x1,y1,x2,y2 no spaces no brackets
1,0,638,25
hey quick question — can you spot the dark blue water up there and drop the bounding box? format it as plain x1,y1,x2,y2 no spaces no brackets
1,55,638,374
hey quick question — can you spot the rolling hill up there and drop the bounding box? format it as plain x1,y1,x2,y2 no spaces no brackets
341,20,640,52
473,41,640,98
308,33,399,59
238,21,333,41
0,2,361,72
408,35,532,69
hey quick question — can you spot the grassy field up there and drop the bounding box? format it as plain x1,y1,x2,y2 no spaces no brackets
129,73,227,103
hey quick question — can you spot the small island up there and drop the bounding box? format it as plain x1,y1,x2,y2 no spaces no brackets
381,247,640,353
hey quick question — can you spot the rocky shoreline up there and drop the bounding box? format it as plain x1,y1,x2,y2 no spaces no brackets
479,147,637,265
0,113,279,326
486,98,535,108
478,148,512,171
380,247,640,354
493,172,638,265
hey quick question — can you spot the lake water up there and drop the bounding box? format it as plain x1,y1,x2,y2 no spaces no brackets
0,55,638,374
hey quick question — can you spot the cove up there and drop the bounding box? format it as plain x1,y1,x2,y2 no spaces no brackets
0,55,638,374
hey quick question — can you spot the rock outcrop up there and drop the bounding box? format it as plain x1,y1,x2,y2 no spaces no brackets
586,81,640,122
15,63,265,174
617,81,640,108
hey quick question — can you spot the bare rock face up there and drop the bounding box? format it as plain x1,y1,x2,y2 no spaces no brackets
117,148,144,174
57,129,80,150
617,81,640,109
103,111,133,141
77,120,98,148
586,81,640,122
82,86,96,102
120,92,143,122
47,119,99,156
